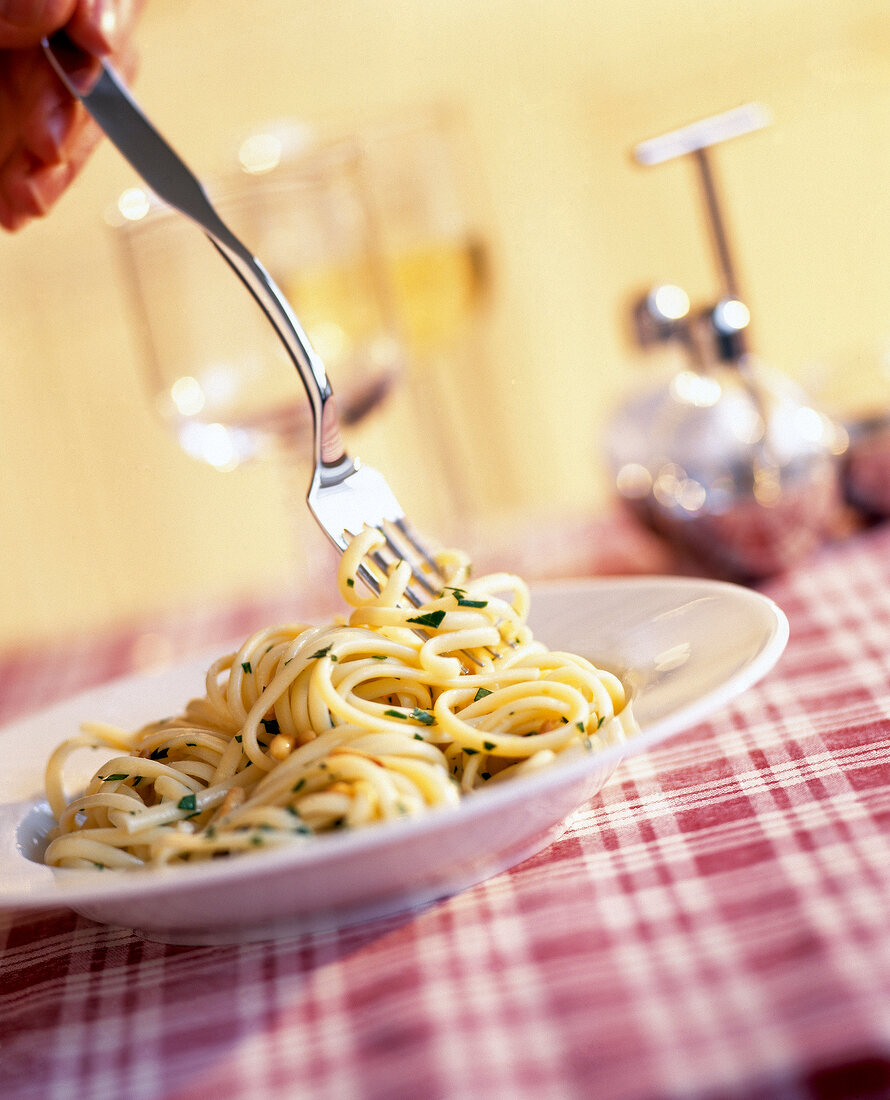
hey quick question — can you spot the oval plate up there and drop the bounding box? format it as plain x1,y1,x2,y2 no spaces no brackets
0,576,788,943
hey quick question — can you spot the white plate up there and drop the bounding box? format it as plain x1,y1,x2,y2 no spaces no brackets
0,577,788,944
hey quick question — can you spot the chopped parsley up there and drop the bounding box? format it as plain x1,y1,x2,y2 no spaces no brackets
346,577,355,588
474,687,493,702
149,746,169,760
576,721,586,733
177,793,197,812
103,773,129,782
457,598,488,608
241,661,252,674
464,748,479,756
310,645,334,660
262,719,280,737
407,610,446,629
384,707,434,726
483,741,496,751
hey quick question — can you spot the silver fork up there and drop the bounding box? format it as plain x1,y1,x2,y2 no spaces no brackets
43,34,444,605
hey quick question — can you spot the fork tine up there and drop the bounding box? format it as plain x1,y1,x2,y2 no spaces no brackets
392,517,441,576
379,528,441,597
356,561,384,596
369,537,432,607
306,446,447,608
308,458,493,666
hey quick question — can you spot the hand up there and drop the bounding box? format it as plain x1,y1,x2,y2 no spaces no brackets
0,0,141,230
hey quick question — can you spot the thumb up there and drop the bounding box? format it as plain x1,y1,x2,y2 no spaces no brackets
66,0,139,55
0,0,78,49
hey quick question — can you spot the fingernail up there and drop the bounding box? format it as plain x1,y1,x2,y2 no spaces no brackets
0,204,30,232
91,0,120,52
42,104,71,162
24,162,70,216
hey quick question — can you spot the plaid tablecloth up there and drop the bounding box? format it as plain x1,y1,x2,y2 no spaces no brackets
3,523,890,1100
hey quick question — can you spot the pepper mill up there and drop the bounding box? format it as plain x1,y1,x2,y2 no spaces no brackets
606,104,846,580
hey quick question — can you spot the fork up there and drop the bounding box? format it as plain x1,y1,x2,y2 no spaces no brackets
43,33,444,606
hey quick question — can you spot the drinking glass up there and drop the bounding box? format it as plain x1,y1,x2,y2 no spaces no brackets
110,139,403,474
356,107,494,530
359,106,491,358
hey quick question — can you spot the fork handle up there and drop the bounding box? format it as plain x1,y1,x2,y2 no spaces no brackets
42,32,346,470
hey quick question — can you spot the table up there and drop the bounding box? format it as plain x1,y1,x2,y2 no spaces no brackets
3,520,890,1099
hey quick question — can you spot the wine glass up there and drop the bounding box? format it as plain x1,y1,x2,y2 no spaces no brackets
110,138,403,475
359,107,489,354
355,107,494,532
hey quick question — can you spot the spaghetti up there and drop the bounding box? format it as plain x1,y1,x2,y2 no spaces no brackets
43,529,631,869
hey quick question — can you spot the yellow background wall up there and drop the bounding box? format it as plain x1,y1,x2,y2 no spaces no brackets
2,0,889,648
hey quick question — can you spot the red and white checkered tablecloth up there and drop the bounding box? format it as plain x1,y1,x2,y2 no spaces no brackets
3,522,890,1100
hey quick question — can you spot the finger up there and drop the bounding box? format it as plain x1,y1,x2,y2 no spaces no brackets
25,92,103,210
0,193,33,230
19,23,138,168
0,0,77,48
67,0,141,56
0,1,143,230
25,29,139,165
0,98,94,225
0,144,48,224
22,78,80,164
21,157,73,216
52,87,103,170
0,47,76,167
1,132,88,223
